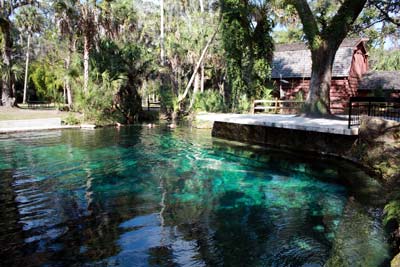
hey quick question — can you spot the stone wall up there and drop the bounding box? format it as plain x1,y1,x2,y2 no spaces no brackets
212,116,400,187
212,121,358,157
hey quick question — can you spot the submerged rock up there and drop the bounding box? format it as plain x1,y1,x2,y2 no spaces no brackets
325,200,389,267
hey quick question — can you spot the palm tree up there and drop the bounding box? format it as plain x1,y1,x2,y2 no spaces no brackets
53,0,100,103
0,0,37,106
53,0,78,106
15,6,44,104
160,0,165,66
79,0,97,95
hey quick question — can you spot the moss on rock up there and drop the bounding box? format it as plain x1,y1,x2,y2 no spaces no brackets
349,116,400,187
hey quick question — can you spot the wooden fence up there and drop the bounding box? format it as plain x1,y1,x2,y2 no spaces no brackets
27,101,52,109
147,100,160,111
252,99,304,114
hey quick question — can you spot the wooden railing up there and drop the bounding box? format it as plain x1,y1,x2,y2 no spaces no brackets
147,99,160,111
27,101,52,109
252,99,304,114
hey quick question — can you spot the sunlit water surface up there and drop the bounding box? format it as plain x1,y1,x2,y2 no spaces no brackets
0,126,390,266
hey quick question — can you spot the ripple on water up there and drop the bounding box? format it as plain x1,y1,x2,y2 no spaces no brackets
0,126,391,267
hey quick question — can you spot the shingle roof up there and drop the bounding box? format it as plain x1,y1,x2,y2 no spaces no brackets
358,71,400,91
272,38,365,79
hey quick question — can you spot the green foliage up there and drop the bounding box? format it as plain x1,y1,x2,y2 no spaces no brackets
237,94,252,113
273,28,304,44
384,200,400,226
80,39,154,123
370,49,400,71
15,6,44,35
193,90,224,112
220,0,274,112
160,84,179,113
30,62,64,102
77,71,127,124
62,113,81,125
294,90,305,101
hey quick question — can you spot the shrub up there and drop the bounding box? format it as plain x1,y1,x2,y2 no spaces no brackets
62,113,81,125
193,90,224,112
384,200,400,226
236,93,251,113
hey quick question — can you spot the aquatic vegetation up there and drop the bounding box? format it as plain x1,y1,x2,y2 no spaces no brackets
0,126,390,266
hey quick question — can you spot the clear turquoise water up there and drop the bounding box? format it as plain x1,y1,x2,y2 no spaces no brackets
0,126,390,266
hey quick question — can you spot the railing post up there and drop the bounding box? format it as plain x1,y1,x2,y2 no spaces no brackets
348,98,352,129
367,101,371,116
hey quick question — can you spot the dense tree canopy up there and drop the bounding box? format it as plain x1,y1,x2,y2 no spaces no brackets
0,0,398,120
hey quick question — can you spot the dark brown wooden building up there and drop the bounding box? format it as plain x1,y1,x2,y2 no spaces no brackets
357,71,400,97
271,38,369,113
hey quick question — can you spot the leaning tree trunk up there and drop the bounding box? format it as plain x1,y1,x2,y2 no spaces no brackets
305,44,337,116
1,21,14,107
189,70,201,110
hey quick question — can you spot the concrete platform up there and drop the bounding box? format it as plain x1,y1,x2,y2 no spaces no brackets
0,118,79,133
197,113,358,136
0,118,61,128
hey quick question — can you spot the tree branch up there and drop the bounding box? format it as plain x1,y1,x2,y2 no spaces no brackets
177,23,220,104
12,0,37,10
373,1,400,26
352,17,386,33
285,0,319,50
325,0,367,46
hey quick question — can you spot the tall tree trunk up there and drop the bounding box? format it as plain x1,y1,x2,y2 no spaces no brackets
1,21,14,107
199,0,204,93
66,79,73,107
83,35,90,94
160,0,165,66
65,42,73,107
200,64,204,93
288,0,367,116
189,70,200,110
305,44,337,115
22,33,31,104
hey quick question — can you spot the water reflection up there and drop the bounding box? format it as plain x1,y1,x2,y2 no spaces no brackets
0,126,390,266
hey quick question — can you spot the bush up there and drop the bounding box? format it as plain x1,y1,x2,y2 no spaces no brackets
160,84,178,113
74,72,127,124
62,113,81,125
236,93,251,113
193,90,224,112
384,200,400,226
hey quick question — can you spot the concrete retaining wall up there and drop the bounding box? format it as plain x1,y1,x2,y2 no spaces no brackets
212,121,358,157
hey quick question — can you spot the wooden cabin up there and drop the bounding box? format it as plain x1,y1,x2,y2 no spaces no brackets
357,71,400,98
271,38,369,113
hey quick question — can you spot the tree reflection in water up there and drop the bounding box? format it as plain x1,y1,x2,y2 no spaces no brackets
0,126,390,266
